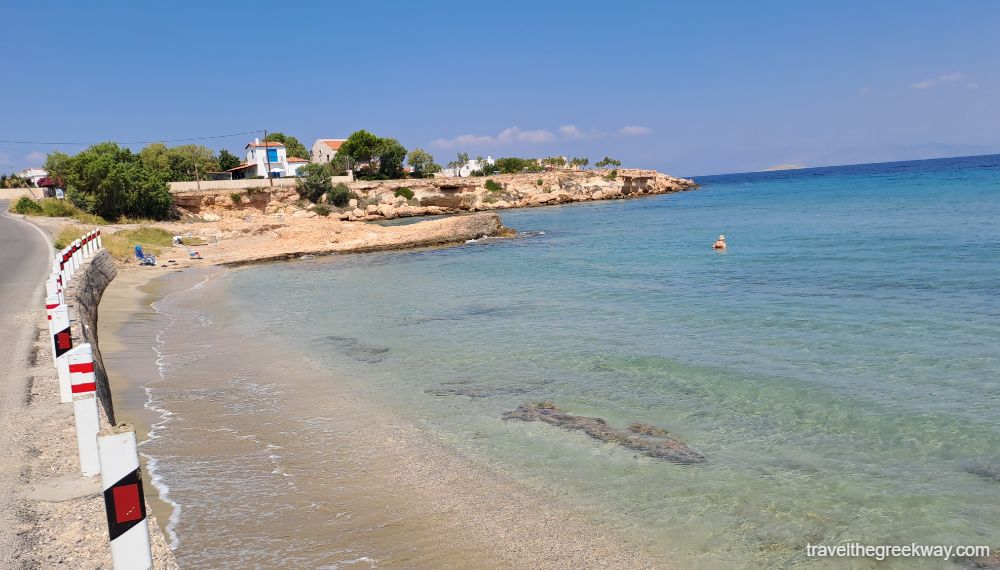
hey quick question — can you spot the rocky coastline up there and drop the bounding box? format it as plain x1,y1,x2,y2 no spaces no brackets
171,169,697,222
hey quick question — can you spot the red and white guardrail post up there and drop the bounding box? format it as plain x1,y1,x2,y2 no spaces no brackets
96,229,103,251
98,428,153,569
67,343,101,477
50,303,74,403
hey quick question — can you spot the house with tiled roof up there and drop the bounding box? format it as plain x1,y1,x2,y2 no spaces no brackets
227,138,309,179
312,138,347,164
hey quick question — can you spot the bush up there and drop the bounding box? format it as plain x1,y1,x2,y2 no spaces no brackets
296,163,333,203
606,169,618,180
312,204,331,217
10,196,42,214
393,187,414,200
484,179,503,193
230,193,243,204
536,179,544,186
328,183,353,207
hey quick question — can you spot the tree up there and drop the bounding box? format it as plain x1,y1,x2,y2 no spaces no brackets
263,132,309,159
51,142,172,221
139,143,219,182
595,156,622,169
218,149,241,171
44,151,73,187
295,163,333,203
339,130,381,170
494,157,542,174
447,152,470,176
339,130,409,180
328,152,351,176
407,148,439,177
542,156,566,167
376,138,407,179
570,157,589,170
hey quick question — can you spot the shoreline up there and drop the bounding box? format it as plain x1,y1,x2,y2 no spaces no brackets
98,255,668,567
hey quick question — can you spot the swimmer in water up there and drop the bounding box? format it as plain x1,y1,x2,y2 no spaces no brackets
713,234,726,250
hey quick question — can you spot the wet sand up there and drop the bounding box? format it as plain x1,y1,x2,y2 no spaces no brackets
99,265,665,568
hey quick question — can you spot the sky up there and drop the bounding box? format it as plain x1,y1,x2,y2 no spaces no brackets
1,1,998,176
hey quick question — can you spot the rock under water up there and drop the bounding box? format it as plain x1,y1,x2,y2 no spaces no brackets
425,379,532,399
502,402,706,464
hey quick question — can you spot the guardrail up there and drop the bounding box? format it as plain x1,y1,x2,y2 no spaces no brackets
43,228,154,569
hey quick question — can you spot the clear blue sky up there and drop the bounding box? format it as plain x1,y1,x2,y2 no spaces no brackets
2,1,998,176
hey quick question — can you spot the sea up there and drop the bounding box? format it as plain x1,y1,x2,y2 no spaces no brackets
106,154,1000,568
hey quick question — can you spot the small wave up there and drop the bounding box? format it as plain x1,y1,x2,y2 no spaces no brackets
318,556,378,569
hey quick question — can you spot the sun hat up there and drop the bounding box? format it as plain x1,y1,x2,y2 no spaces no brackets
718,235,726,240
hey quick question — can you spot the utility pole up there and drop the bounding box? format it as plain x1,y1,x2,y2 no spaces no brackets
264,129,273,187
194,162,201,191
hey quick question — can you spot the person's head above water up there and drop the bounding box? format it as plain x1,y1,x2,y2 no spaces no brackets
718,235,725,241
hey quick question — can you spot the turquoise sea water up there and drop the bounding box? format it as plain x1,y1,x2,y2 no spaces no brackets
140,155,999,567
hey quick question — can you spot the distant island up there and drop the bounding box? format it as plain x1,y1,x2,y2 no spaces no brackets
763,163,806,171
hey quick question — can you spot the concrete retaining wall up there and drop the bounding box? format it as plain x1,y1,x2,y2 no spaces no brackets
68,250,117,424
168,173,353,193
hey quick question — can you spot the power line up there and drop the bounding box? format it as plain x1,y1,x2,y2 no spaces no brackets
0,129,263,146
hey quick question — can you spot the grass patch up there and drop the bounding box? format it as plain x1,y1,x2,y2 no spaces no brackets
484,179,503,193
11,197,108,224
393,187,414,200
55,225,174,261
312,204,331,217
230,192,243,204
536,178,544,186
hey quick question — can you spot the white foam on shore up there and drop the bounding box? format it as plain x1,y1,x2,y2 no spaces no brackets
136,273,214,551
141,298,182,550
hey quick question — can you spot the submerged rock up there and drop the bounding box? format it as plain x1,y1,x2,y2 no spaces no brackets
502,402,705,464
318,335,389,364
963,459,1000,483
425,379,531,399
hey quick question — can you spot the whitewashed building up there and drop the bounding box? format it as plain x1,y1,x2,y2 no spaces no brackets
439,156,495,178
227,138,309,179
17,167,48,186
312,139,347,164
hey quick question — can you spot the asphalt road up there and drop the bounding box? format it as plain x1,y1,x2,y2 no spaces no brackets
0,200,52,567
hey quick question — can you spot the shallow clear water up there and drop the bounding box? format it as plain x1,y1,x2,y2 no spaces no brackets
140,155,1000,567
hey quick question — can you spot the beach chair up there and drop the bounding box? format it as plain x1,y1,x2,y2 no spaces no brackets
134,245,156,266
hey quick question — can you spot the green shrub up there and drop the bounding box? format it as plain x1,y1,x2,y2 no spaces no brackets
484,179,503,193
38,198,77,217
393,187,414,200
328,183,353,207
482,193,498,204
295,163,333,203
536,178,544,186
605,169,618,180
10,196,42,214
230,193,243,204
312,204,331,217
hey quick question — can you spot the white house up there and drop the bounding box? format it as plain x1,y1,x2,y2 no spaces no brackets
439,156,495,178
17,167,48,187
312,139,347,164
227,138,309,179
